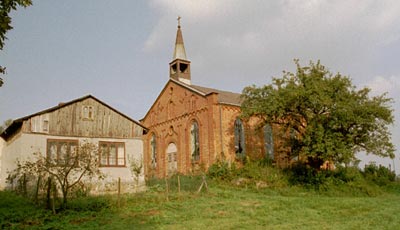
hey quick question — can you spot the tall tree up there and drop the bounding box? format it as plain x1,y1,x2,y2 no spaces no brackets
241,60,395,168
0,0,32,86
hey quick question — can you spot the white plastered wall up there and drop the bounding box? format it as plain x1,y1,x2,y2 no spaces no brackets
0,133,145,193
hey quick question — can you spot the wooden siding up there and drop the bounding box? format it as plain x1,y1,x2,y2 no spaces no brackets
23,98,142,139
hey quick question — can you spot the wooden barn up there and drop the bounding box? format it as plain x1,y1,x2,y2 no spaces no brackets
0,95,147,193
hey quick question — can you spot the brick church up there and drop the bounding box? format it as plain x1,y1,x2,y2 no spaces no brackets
141,21,288,178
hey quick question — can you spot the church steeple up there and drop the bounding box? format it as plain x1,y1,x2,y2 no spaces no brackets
170,17,191,85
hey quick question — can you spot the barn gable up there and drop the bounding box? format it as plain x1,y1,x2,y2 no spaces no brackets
1,95,147,141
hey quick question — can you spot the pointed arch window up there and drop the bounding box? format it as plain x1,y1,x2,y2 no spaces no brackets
190,121,200,162
264,124,274,160
234,118,245,157
150,133,157,168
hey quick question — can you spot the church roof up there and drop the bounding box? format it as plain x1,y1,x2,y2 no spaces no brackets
190,84,242,106
170,78,242,106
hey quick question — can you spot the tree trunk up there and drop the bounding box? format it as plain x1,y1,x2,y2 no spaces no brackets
61,187,68,209
46,177,51,210
34,176,41,204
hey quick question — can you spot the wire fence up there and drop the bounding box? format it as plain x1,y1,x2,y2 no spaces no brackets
146,174,209,194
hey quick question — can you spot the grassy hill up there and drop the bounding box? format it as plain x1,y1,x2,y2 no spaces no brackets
1,173,400,229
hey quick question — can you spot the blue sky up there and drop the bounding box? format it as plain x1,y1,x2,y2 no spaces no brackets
1,1,400,173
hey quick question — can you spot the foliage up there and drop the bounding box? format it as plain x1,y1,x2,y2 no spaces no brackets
207,158,397,196
129,156,143,191
146,174,204,193
363,164,396,186
0,118,12,133
67,195,111,212
1,0,32,86
0,190,51,229
1,0,32,49
241,60,395,169
284,162,397,196
2,182,400,229
7,141,104,209
207,159,234,181
208,159,289,189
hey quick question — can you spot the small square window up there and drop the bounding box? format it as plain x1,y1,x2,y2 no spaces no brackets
82,106,95,120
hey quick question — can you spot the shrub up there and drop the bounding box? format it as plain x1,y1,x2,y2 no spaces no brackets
67,196,111,212
286,163,365,189
363,164,395,186
333,166,362,183
286,162,319,187
207,160,233,181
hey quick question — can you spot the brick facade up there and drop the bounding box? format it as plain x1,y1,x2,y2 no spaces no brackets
141,79,286,178
141,23,290,178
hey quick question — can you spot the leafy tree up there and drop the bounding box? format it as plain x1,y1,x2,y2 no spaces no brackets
0,119,13,133
8,141,104,209
129,156,143,192
241,60,395,169
1,0,33,86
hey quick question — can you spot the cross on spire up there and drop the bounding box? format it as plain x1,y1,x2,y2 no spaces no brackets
177,16,181,27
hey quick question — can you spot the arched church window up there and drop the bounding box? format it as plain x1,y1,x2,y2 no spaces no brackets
150,134,157,168
190,121,200,162
234,118,245,157
264,124,274,160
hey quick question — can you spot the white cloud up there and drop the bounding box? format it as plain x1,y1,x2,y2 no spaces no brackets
367,75,400,96
144,0,400,92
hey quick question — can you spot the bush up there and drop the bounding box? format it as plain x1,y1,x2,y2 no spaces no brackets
286,163,321,187
0,191,50,228
333,166,362,183
67,196,111,212
208,159,289,189
207,160,233,181
363,164,395,186
286,163,367,190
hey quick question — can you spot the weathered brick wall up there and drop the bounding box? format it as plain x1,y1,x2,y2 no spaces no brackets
142,81,218,178
142,81,292,178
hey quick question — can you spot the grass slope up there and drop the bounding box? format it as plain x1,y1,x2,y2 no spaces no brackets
1,184,400,229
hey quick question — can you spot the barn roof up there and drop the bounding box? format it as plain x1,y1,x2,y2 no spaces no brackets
0,95,147,140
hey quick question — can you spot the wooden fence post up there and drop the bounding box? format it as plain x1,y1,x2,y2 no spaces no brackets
34,176,41,204
22,173,27,197
178,175,181,193
197,175,209,194
165,177,169,202
118,177,121,209
46,177,51,210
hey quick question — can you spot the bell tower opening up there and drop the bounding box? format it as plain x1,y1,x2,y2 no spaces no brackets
169,17,191,85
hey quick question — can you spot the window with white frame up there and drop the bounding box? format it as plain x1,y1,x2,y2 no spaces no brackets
31,114,49,133
99,142,125,167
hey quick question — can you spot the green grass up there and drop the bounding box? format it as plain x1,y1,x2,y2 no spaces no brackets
2,181,400,229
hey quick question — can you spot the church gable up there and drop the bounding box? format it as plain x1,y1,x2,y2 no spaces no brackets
142,80,210,128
